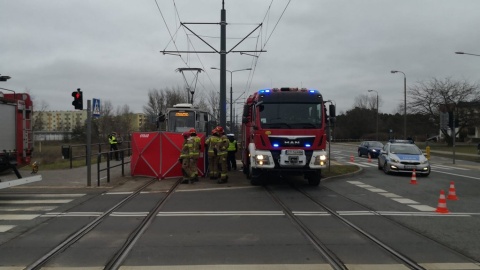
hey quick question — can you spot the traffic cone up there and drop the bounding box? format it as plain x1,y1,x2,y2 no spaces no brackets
350,155,354,162
435,190,449,214
368,154,372,163
447,181,459,200
410,169,417,185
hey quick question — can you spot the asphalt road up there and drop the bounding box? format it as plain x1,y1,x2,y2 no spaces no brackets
0,144,479,269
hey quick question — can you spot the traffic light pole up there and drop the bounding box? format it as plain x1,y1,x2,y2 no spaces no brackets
86,99,92,186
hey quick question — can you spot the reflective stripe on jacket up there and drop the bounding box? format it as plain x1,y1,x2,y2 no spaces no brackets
179,139,192,159
207,135,221,154
217,135,229,155
190,136,201,156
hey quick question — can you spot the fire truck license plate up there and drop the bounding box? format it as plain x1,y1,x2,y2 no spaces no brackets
286,150,303,155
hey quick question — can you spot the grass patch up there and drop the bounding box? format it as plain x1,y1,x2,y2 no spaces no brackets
322,165,358,178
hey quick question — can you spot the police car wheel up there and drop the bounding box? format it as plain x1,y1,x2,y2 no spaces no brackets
383,162,390,174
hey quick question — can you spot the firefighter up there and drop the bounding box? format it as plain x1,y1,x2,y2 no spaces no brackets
108,132,119,161
205,128,220,179
226,134,237,171
179,131,192,184
215,126,229,183
188,128,201,182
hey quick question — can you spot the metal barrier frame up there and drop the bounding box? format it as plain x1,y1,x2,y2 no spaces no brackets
96,148,131,186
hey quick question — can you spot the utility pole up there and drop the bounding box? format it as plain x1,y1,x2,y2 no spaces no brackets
220,1,227,128
161,0,265,128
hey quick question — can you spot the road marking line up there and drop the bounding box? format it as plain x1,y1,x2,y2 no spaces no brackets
0,214,40,220
359,162,378,167
156,211,285,216
41,212,103,217
391,198,419,204
408,205,437,211
0,225,15,233
0,194,85,198
366,188,388,193
378,193,402,198
433,170,480,180
348,162,369,167
0,199,73,204
347,181,443,212
420,262,480,269
0,206,56,211
32,210,480,219
2,263,475,269
431,164,470,171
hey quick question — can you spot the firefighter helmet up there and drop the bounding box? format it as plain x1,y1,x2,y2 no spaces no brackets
215,126,224,134
189,128,197,134
211,128,217,135
182,132,190,138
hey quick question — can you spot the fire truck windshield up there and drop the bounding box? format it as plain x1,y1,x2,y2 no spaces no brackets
258,103,323,129
167,110,196,132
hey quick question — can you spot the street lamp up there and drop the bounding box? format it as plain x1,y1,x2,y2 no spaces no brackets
368,90,379,140
455,51,480,57
391,70,407,139
211,67,251,132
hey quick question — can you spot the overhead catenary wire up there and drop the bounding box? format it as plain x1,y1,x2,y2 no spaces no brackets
155,0,291,114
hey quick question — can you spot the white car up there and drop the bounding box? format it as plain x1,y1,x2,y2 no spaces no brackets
378,142,430,176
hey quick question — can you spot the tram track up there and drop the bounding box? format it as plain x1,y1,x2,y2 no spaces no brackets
316,184,480,267
24,177,182,270
264,184,427,270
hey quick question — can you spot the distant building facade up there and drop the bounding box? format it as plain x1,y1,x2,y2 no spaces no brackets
33,110,147,141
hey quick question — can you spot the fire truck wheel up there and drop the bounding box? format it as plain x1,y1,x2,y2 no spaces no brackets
306,171,321,186
243,166,249,176
248,166,262,185
250,175,262,186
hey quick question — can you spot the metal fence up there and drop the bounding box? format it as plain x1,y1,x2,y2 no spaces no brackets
61,142,132,186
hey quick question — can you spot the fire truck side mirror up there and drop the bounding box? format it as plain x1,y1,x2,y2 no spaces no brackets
329,104,336,118
242,104,250,117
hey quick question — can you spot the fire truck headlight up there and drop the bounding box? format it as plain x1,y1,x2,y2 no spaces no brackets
313,154,327,165
255,154,270,165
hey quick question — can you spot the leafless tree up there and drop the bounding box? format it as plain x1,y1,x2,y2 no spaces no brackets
409,77,480,144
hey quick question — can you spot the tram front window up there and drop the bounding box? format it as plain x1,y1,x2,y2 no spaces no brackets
168,111,196,132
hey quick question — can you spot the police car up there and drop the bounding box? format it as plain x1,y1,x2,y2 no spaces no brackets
378,140,430,176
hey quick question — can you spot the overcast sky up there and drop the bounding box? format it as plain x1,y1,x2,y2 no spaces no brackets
1,0,480,116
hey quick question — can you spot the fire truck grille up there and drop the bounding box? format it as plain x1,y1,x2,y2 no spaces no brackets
268,136,315,148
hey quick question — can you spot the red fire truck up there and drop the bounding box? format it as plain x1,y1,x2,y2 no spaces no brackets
0,92,34,173
241,87,335,186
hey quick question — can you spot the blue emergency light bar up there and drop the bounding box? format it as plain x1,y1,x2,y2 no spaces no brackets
259,88,318,94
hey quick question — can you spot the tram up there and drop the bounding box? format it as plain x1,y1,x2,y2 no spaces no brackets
158,103,215,134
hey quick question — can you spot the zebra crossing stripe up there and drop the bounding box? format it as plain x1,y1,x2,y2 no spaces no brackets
0,225,15,233
0,199,73,204
0,214,40,221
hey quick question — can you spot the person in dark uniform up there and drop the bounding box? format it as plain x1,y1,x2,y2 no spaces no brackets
226,134,237,171
109,132,119,161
